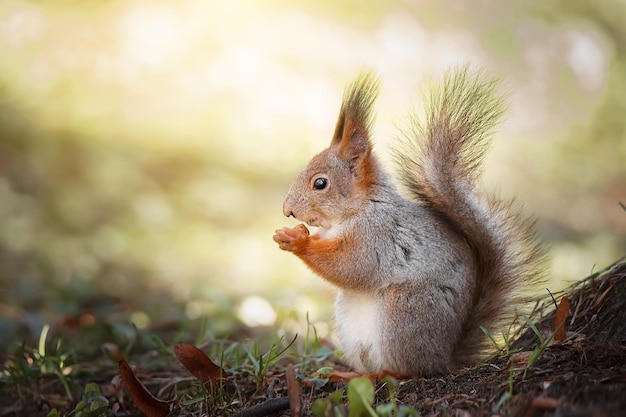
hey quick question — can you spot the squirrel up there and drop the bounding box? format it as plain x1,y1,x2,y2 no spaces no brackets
273,67,544,376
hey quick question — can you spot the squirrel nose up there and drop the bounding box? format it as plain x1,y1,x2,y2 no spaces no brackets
282,201,295,218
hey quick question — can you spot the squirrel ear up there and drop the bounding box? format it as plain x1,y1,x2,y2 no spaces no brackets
330,71,379,173
338,128,371,174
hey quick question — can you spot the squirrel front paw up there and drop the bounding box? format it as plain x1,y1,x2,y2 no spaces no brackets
273,224,310,252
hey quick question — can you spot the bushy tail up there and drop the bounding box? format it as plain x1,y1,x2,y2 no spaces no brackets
395,67,545,366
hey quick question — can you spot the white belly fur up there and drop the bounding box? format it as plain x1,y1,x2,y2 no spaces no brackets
335,290,382,371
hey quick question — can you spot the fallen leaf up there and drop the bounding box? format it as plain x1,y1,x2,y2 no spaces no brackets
118,359,171,417
312,369,405,383
110,374,125,407
368,369,405,380
316,370,364,382
508,351,533,366
553,295,570,342
174,343,224,386
287,364,302,417
523,396,560,417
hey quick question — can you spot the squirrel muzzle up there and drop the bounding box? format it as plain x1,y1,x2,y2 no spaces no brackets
282,198,296,219
282,185,306,219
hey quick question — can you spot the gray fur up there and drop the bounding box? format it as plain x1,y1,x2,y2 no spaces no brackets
274,68,544,376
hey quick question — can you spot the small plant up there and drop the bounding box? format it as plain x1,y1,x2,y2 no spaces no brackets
2,325,76,403
375,377,418,417
312,389,345,417
180,377,234,417
35,325,75,400
481,322,518,413
303,312,320,359
312,377,419,417
243,334,298,389
185,349,238,416
298,313,334,369
2,341,34,401
522,315,559,369
480,318,519,357
347,377,377,417
47,382,110,417
491,362,515,413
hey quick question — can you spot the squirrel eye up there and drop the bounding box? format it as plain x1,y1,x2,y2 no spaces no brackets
313,177,328,190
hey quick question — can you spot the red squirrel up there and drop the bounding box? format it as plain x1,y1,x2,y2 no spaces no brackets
273,68,544,376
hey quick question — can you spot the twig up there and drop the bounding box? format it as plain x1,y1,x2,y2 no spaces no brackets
230,397,290,417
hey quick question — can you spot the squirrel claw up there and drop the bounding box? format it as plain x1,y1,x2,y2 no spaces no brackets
273,224,310,252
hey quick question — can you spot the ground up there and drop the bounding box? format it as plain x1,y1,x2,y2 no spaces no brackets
1,260,625,417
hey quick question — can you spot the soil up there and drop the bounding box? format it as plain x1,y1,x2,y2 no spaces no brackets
198,259,626,416
2,260,625,417
247,259,626,417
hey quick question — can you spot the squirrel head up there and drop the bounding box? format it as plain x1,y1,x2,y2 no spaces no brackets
283,72,381,232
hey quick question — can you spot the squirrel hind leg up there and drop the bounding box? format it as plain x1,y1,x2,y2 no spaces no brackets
377,282,463,376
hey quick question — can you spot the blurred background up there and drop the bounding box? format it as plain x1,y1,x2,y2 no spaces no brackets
0,0,624,351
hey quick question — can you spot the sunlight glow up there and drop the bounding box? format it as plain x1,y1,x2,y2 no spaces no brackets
0,0,619,330
130,311,151,329
565,29,606,91
0,6,45,49
118,5,188,70
237,296,277,327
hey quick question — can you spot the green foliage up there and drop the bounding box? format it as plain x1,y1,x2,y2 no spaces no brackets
243,334,298,389
522,315,560,369
480,325,503,353
312,377,419,417
181,376,238,417
303,312,321,359
347,377,377,417
491,362,514,413
491,389,512,414
298,314,334,370
47,382,110,417
35,325,74,400
312,389,346,417
2,341,39,401
376,377,419,417
488,310,561,412
480,319,520,356
2,325,76,401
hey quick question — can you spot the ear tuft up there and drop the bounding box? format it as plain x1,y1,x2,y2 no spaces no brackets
331,71,380,158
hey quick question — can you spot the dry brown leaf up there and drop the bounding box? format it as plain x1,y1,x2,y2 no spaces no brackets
286,364,302,417
110,374,125,407
322,370,364,382
313,369,405,383
523,396,560,417
508,351,534,365
553,295,570,342
118,359,171,417
369,369,406,380
174,343,224,386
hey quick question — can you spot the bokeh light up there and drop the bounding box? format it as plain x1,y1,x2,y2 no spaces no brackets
0,0,624,347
